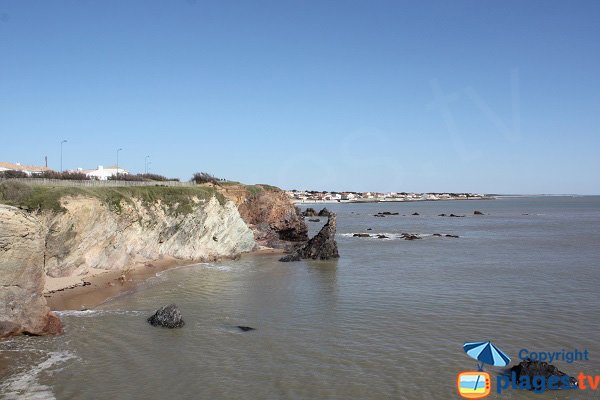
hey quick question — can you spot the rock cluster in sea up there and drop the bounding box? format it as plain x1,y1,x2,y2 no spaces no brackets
508,360,578,389
147,304,185,328
280,214,340,262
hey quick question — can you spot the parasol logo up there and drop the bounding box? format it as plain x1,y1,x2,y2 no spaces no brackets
457,341,511,399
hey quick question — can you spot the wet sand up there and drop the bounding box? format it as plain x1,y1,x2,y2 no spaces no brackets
44,248,283,311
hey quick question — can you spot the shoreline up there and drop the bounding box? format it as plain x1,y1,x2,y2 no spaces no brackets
292,197,494,204
44,247,284,311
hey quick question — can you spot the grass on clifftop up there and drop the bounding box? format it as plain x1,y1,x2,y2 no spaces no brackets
0,181,226,214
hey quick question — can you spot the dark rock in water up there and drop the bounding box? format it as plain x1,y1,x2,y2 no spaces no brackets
377,211,399,216
366,228,373,231
438,213,447,217
376,234,389,239
353,233,371,238
280,214,340,262
401,233,421,240
301,207,318,217
237,326,255,332
509,360,578,390
374,214,385,217
445,234,459,238
474,210,484,215
449,214,465,217
318,207,331,217
412,212,420,216
432,233,442,237
308,218,321,222
147,304,185,328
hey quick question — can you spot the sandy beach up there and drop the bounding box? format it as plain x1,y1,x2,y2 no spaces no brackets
44,247,283,311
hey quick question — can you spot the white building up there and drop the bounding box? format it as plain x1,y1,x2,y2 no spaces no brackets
0,161,50,176
81,165,128,180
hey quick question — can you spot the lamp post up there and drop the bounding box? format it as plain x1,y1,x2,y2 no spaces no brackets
116,148,123,179
60,140,67,172
145,155,150,174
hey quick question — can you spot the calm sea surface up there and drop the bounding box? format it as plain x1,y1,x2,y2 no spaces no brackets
1,196,599,399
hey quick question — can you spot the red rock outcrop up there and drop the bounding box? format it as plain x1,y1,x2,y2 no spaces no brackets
238,189,308,249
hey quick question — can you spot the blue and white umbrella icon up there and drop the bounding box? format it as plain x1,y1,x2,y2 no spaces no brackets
463,341,511,370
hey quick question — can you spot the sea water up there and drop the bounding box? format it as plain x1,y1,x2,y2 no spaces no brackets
1,196,599,399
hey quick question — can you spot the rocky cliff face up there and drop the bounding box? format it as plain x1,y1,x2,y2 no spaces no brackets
0,205,63,338
0,192,256,338
238,190,308,249
43,196,255,278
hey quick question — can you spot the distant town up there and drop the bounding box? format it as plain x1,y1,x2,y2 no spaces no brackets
286,190,492,203
1,161,492,202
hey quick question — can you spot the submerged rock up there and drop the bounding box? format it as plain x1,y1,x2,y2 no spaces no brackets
308,218,321,222
445,234,459,238
280,214,340,262
474,210,484,215
353,233,371,238
509,360,578,389
412,212,420,216
237,325,255,332
400,233,421,240
147,304,185,328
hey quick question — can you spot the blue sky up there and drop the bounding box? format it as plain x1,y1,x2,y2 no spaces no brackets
1,1,598,194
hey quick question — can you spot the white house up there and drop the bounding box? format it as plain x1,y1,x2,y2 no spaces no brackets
82,165,129,180
0,161,50,176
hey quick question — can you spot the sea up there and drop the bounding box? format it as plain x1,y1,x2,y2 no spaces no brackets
1,196,599,399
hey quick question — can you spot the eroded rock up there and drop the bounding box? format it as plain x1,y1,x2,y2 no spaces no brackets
280,214,339,262
147,304,185,328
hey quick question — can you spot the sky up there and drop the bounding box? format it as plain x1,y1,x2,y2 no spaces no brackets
1,0,599,194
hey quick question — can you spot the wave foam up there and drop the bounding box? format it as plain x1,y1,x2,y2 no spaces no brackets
0,351,77,400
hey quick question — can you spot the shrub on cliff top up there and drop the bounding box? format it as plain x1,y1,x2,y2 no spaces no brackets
191,172,222,185
38,171,91,180
0,170,29,179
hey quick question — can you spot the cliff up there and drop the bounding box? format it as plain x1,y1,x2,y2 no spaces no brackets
0,205,63,337
237,187,308,249
0,181,306,338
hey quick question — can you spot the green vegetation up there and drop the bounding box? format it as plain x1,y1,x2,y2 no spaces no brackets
244,184,280,196
0,181,225,215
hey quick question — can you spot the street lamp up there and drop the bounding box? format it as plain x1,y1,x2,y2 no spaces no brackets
60,140,67,172
116,148,123,179
145,155,150,174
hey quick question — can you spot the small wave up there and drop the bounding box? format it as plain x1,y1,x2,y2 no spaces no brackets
200,264,232,272
0,351,77,400
54,310,145,318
